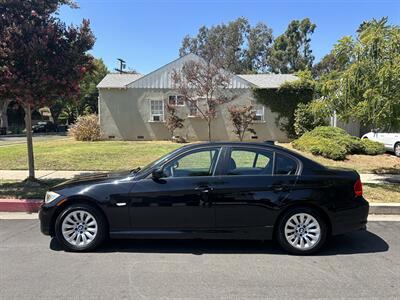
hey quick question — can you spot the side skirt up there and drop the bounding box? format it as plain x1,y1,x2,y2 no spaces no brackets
110,226,274,240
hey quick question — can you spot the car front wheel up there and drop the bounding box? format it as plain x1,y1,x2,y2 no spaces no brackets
55,204,106,252
277,207,327,255
395,143,400,157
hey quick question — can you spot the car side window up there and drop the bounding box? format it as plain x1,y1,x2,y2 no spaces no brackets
227,148,273,175
275,153,298,175
163,148,220,178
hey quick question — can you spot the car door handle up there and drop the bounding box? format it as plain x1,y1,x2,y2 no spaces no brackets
272,185,287,192
195,186,214,193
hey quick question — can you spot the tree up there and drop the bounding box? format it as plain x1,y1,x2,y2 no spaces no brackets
293,100,330,136
49,57,107,126
78,58,108,115
165,104,184,138
0,0,94,181
228,105,257,141
253,70,316,138
171,58,234,141
269,18,316,73
179,18,273,73
312,53,337,78
313,36,355,79
322,18,400,131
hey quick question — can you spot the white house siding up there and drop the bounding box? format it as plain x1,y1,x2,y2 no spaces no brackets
98,88,290,142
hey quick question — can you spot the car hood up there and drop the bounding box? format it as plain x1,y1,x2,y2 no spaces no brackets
51,170,133,191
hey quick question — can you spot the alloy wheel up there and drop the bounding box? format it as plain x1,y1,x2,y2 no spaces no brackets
395,144,400,157
284,213,321,250
61,210,98,247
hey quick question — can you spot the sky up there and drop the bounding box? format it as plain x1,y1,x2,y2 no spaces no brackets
58,0,400,74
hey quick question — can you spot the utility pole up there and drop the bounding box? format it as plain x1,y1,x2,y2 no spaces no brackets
115,58,126,74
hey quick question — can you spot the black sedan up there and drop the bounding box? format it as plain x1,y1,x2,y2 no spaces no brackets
39,142,369,254
32,121,57,133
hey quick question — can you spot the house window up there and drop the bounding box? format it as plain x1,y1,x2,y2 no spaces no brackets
149,100,164,122
188,100,199,117
168,95,185,106
252,104,265,122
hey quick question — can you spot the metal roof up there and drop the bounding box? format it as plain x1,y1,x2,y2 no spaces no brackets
97,54,299,89
127,53,251,89
97,73,143,89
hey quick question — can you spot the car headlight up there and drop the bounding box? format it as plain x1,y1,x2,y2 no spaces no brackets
45,191,60,204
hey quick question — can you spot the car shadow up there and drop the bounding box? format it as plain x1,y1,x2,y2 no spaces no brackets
49,229,389,256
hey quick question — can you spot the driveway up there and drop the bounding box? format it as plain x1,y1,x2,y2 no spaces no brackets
0,218,399,299
0,134,67,146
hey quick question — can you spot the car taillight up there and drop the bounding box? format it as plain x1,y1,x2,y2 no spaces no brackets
354,178,363,197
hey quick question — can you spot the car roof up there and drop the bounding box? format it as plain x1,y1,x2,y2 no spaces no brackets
179,141,283,150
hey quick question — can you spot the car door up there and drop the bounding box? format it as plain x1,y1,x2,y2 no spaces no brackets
212,146,299,231
386,132,399,149
128,146,222,229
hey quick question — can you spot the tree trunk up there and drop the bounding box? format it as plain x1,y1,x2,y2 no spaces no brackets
24,104,35,180
0,99,9,130
207,121,211,141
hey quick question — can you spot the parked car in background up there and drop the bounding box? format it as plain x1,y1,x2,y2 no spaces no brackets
32,121,57,133
39,142,369,255
362,131,400,157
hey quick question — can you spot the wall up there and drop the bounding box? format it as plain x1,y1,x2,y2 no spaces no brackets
99,88,290,142
329,113,361,137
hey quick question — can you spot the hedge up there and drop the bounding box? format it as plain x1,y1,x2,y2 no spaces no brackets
292,126,385,160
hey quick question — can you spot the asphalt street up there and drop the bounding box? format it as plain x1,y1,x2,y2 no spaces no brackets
1,219,399,299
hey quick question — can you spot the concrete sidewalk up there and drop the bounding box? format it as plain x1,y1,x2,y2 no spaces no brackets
359,173,400,184
1,169,399,183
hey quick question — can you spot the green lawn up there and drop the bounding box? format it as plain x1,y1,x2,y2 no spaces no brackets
0,138,398,174
0,179,64,199
363,183,400,203
0,139,181,171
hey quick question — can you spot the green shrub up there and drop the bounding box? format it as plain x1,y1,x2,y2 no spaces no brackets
68,114,102,141
292,126,385,160
361,138,386,155
294,100,329,136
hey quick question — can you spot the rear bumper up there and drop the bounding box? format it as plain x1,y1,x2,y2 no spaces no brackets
330,198,369,235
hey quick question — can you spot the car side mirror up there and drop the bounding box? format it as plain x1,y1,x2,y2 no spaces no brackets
152,168,164,179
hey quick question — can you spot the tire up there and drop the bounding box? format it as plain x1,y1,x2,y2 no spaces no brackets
55,203,107,252
394,143,400,157
276,207,327,255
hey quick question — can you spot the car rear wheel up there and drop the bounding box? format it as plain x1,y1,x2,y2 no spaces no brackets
55,204,106,252
277,207,327,255
395,143,400,157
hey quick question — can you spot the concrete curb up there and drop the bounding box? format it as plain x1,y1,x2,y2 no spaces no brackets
0,198,399,214
0,199,42,212
369,203,400,215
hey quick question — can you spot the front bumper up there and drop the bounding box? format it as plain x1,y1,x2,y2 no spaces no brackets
330,197,369,235
39,204,57,236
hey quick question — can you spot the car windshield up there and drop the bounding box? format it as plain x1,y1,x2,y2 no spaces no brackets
137,147,183,175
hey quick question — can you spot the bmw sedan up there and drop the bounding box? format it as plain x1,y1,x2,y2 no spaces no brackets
39,142,369,255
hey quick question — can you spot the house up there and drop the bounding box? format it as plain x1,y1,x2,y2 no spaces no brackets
97,53,299,142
